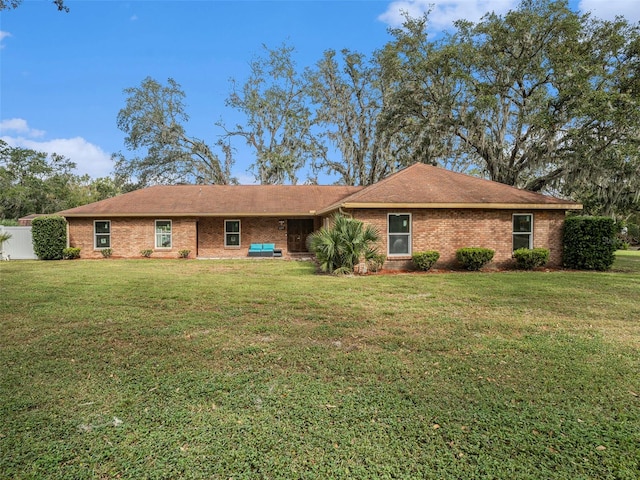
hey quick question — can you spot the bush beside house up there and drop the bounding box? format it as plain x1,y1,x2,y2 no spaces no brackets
513,248,550,270
563,216,616,271
412,251,440,271
62,247,81,259
456,247,495,271
31,216,67,260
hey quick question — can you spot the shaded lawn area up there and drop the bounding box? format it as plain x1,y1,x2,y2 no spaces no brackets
1,254,639,479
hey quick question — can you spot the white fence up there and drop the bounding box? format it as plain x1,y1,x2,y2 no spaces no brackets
0,226,37,260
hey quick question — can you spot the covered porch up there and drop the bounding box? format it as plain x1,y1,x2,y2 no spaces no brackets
195,216,320,259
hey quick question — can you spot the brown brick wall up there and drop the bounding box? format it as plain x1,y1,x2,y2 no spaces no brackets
67,210,566,266
197,217,291,258
345,209,566,269
67,217,197,259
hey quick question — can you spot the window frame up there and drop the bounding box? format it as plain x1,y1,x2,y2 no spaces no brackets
94,220,111,250
224,219,241,248
512,213,533,251
387,213,412,257
155,219,172,249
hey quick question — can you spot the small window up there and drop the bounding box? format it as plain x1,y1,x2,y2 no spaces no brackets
388,213,411,256
225,220,240,247
513,214,533,250
94,220,111,249
155,220,172,248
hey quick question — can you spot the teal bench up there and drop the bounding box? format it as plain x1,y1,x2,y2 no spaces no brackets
248,243,280,257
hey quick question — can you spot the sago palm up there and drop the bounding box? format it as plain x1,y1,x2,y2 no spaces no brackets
309,214,380,274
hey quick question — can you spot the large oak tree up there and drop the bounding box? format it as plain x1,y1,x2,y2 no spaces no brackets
379,0,640,215
306,49,396,186
115,77,234,185
220,44,319,184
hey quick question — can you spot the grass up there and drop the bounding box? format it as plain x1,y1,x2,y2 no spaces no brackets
1,253,639,479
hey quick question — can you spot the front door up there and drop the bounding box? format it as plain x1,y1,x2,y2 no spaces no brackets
287,219,315,253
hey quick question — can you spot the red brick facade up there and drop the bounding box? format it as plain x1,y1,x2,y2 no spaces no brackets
67,209,565,267
67,216,320,259
346,208,565,269
197,217,318,258
68,217,198,259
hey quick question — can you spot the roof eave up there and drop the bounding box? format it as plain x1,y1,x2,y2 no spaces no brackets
318,202,583,214
59,211,320,218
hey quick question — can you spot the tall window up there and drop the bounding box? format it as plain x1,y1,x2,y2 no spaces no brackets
388,213,411,256
94,220,111,249
225,220,240,247
513,214,533,250
155,220,172,248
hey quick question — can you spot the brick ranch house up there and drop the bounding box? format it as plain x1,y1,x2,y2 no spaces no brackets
58,163,582,268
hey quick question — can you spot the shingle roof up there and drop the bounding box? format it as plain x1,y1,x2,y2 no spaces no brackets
318,163,582,213
58,164,582,218
57,185,363,217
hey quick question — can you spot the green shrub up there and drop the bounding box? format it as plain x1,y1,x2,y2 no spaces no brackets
412,251,440,271
309,214,380,275
178,249,191,258
617,241,630,250
101,248,113,258
456,247,495,271
563,216,615,270
62,247,81,260
31,216,67,260
513,248,549,270
140,249,153,258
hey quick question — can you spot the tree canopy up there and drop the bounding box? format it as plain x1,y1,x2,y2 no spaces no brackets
220,44,319,185
115,77,235,186
379,0,640,215
306,49,396,186
110,0,638,217
0,140,123,220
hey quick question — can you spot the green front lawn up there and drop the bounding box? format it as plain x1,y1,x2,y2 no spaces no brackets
1,255,639,479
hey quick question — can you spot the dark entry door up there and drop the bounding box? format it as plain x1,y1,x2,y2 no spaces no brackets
287,219,315,253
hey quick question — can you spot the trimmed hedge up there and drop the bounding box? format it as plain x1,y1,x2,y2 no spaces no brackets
513,248,549,270
32,216,67,260
456,247,495,271
412,251,440,271
563,216,616,271
62,247,81,260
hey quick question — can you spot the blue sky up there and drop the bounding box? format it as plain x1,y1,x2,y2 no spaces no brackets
1,0,638,184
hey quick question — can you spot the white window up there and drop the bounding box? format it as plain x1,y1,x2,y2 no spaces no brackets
155,220,172,248
513,214,533,250
388,213,411,256
225,220,240,247
94,220,111,249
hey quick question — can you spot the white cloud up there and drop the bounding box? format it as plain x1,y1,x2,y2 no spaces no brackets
579,0,640,23
0,30,11,49
1,134,114,179
130,14,138,21
378,0,517,30
0,118,45,138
